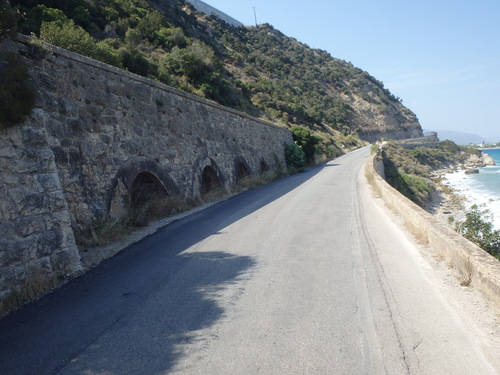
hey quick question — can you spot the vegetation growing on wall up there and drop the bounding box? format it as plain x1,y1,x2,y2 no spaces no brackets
10,0,419,154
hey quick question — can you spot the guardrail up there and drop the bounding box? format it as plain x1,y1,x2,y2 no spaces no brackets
366,153,500,310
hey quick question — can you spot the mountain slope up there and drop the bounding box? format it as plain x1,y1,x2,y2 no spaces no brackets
11,0,422,145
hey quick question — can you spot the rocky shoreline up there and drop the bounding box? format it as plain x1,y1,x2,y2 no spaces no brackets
424,151,496,229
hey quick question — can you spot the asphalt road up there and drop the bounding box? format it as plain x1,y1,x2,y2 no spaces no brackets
0,147,498,374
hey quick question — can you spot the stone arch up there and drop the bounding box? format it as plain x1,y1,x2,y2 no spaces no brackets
195,156,224,196
260,159,270,173
201,166,222,195
108,157,179,219
130,172,168,207
234,156,251,180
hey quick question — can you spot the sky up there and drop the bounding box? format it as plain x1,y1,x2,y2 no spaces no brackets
198,0,500,141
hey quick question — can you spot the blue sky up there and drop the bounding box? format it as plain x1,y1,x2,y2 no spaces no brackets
199,0,500,141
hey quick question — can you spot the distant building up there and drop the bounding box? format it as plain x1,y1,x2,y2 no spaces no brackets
186,0,244,27
423,131,438,138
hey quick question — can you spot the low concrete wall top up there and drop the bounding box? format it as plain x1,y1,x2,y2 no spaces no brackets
367,154,500,310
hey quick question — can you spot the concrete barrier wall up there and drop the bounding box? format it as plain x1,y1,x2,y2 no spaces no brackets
368,154,500,309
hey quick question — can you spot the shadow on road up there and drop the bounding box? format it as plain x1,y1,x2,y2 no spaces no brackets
0,161,332,374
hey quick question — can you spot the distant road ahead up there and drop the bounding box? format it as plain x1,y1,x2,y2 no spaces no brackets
0,147,498,374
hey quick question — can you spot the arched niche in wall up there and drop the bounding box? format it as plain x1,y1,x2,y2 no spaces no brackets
201,166,222,195
234,156,251,180
108,157,179,219
131,172,168,207
260,159,270,173
195,156,224,197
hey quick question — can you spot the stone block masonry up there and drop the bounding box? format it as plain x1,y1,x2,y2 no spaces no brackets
0,36,292,311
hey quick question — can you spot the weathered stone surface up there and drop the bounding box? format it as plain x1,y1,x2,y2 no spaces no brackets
464,168,479,174
0,36,292,311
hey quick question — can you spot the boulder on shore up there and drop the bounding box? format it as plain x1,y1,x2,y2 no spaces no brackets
464,168,479,174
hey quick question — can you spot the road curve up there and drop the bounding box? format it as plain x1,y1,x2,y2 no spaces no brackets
0,147,498,374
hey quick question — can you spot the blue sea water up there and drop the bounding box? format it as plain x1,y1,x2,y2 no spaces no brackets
444,148,500,229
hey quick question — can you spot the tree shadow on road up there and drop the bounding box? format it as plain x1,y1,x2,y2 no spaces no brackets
0,250,256,374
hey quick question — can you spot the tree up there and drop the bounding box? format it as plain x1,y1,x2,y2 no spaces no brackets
291,126,321,163
455,205,500,258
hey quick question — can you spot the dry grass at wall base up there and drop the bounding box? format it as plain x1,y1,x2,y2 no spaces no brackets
75,168,289,250
459,257,474,287
75,195,198,249
0,267,58,318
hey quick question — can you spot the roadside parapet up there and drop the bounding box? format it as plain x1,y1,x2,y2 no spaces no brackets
367,153,500,310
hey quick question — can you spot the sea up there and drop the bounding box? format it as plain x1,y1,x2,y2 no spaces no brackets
444,148,500,229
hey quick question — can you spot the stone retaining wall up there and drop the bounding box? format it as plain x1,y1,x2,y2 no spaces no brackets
0,36,292,312
367,154,500,310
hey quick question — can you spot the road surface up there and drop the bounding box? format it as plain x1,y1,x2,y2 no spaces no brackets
1,147,499,374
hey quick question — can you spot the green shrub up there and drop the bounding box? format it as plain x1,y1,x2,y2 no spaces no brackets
40,19,97,56
0,52,35,127
381,142,433,204
154,27,187,50
325,144,342,158
291,126,321,163
163,41,217,83
455,205,500,258
95,39,123,67
438,139,460,154
284,142,306,169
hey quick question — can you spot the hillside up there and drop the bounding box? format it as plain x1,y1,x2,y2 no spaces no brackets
9,0,422,147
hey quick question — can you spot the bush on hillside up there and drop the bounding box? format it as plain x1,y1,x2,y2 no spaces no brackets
291,126,321,163
40,19,96,56
381,142,433,204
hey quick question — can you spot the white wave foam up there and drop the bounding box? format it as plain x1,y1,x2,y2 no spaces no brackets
443,169,500,230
